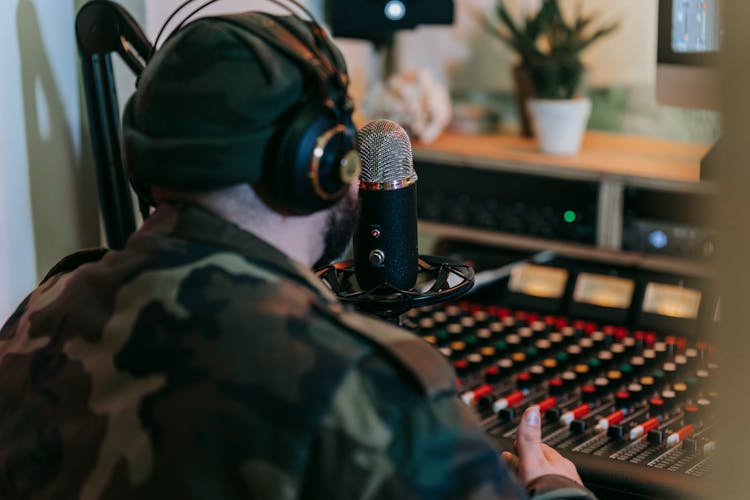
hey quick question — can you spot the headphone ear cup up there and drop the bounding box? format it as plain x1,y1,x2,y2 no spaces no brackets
271,102,357,215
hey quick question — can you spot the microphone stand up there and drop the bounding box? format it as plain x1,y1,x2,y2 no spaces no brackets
317,255,475,324
76,0,153,249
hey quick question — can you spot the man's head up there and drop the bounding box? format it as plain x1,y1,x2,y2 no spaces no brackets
122,11,360,213
121,11,361,266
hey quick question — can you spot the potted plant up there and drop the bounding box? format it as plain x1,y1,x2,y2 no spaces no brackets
486,1,618,154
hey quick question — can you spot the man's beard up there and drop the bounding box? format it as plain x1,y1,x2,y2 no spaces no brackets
313,190,360,270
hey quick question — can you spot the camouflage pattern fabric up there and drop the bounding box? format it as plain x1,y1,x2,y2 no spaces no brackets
0,204,595,499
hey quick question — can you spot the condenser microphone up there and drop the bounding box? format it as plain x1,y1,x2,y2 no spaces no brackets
354,120,419,292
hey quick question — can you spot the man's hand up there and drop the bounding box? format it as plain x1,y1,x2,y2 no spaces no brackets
501,405,583,487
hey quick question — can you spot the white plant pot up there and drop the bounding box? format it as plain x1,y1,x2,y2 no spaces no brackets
528,97,592,155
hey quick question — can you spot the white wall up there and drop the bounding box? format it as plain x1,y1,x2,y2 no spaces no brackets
0,0,104,320
396,0,658,92
0,2,36,320
143,0,378,123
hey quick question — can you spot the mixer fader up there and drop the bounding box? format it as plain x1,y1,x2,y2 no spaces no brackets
402,263,717,499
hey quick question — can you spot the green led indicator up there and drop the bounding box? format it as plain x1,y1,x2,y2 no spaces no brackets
563,210,577,223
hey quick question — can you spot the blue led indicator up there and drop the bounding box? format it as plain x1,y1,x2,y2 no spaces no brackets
385,0,406,21
648,230,669,249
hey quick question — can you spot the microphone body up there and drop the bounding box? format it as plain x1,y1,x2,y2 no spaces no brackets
354,184,419,291
354,120,419,292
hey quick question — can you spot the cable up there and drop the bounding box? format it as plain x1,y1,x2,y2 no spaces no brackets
152,0,200,56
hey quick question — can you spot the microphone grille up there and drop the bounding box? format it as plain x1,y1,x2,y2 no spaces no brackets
356,119,415,183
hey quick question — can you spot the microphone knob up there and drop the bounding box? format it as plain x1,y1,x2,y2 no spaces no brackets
369,249,386,266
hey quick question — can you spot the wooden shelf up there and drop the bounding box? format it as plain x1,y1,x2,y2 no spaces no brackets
413,130,714,193
411,131,716,276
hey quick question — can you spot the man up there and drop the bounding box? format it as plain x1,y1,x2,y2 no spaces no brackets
0,11,594,499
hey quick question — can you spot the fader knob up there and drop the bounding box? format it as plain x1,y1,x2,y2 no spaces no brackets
610,343,626,361
432,311,448,326
485,365,501,384
464,336,479,353
542,358,559,374
506,334,522,350
653,342,668,360
597,350,614,368
517,372,533,390
529,364,546,383
450,341,466,359
566,344,583,362
652,369,666,387
640,376,655,394
674,354,688,372
607,370,623,385
518,327,534,344
453,360,469,377
493,340,509,357
497,358,514,376
630,356,646,374
417,318,435,334
684,375,700,396
511,351,527,367
663,362,678,382
594,377,610,396
489,321,504,336
467,353,483,371
661,389,677,412
684,348,699,368
643,349,657,367
582,384,598,403
619,363,633,379
549,377,565,396
673,382,688,400
623,336,640,355
555,352,570,368
535,339,552,356
472,310,490,326
448,324,463,340
525,347,540,362
627,383,644,404
561,371,578,391
578,337,595,353
476,328,493,346
649,396,664,415
480,346,497,361
460,316,476,330
615,391,630,409
574,364,590,380
591,331,607,347
683,403,700,425
532,320,548,336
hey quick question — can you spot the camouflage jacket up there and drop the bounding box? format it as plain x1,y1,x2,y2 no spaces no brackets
0,204,595,500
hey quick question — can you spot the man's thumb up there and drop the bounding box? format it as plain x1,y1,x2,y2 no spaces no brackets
517,406,544,462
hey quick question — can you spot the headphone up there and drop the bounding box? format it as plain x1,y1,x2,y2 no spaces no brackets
124,0,361,215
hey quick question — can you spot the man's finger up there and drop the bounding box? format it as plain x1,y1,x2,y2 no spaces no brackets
516,405,544,463
502,451,520,473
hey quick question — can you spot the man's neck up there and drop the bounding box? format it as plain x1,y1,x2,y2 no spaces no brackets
152,185,327,268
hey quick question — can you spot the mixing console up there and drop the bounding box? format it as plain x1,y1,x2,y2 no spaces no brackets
403,301,716,499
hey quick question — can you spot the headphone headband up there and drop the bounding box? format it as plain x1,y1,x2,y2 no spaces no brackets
216,13,343,102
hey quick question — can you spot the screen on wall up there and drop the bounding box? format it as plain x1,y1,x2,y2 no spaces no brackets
672,0,720,53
